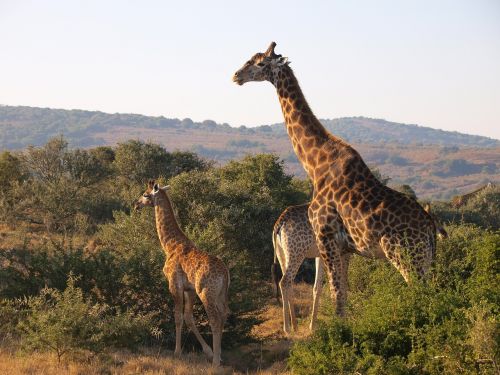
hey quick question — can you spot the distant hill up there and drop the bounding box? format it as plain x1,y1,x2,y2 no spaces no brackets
0,105,498,149
266,118,499,148
0,105,499,199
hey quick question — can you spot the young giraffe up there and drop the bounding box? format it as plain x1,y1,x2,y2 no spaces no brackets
134,180,229,366
272,203,447,334
234,42,439,316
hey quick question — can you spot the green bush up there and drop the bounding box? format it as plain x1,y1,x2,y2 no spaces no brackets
17,275,153,361
432,185,500,230
289,225,499,374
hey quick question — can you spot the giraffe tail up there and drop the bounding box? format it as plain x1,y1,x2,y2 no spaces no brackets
271,227,281,303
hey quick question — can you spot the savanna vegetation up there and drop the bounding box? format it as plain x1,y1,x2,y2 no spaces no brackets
0,136,498,374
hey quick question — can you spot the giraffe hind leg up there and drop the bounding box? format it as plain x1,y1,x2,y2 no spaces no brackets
279,254,302,334
183,291,213,359
310,220,349,316
170,289,184,357
200,290,225,366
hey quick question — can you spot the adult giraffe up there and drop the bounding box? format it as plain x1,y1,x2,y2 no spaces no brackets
272,203,447,334
233,42,438,316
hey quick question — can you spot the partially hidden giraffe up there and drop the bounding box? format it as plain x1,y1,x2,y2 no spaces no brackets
234,42,439,316
271,203,327,334
272,203,447,334
134,180,229,366
451,182,495,208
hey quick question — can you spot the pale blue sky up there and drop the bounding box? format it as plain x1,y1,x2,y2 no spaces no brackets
1,0,499,139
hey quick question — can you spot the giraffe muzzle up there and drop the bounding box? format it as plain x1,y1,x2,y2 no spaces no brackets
232,72,244,85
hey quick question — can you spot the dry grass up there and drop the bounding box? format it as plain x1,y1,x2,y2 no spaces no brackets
0,284,323,374
0,291,306,374
0,348,289,375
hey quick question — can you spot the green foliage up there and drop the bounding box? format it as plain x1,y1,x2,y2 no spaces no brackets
433,185,500,230
0,151,25,189
289,225,499,374
17,275,153,361
113,140,209,183
113,140,172,183
94,210,172,317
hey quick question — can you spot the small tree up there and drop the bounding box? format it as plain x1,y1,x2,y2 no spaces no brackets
17,275,153,362
113,140,171,183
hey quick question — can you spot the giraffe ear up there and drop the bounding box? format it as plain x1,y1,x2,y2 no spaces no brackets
277,56,289,66
161,185,170,191
423,203,431,213
153,183,159,193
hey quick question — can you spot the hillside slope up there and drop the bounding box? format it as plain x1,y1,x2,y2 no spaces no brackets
0,105,499,199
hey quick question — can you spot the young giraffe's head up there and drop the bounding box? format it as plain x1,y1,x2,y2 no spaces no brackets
232,42,289,86
134,179,168,210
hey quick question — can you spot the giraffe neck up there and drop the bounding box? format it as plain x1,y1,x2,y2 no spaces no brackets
154,191,190,253
271,65,337,176
271,65,380,206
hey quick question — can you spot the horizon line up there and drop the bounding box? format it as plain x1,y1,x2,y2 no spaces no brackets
1,103,498,142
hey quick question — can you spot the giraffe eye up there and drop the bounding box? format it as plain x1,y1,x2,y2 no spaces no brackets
257,62,265,67
143,194,149,198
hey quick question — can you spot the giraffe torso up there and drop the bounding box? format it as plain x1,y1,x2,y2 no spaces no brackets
165,244,228,295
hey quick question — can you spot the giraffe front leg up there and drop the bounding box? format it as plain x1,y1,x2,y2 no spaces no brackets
309,256,325,331
310,217,348,316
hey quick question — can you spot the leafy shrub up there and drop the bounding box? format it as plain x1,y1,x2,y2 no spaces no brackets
433,185,500,230
289,225,499,374
17,276,153,361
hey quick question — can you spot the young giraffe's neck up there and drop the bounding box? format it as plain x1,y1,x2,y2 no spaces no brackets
271,65,342,177
154,191,191,253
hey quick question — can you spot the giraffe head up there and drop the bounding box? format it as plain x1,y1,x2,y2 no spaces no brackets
232,42,289,86
424,203,448,239
134,179,168,210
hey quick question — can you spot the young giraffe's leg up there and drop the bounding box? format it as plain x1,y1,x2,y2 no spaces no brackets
183,290,213,359
170,288,184,357
199,290,224,366
278,243,303,334
309,256,324,331
211,316,223,367
309,204,348,317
